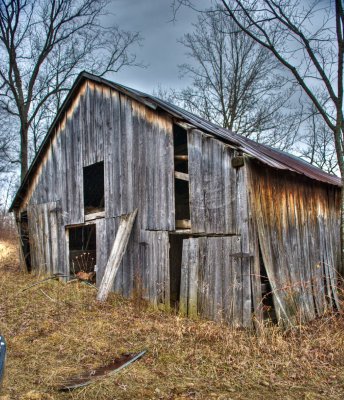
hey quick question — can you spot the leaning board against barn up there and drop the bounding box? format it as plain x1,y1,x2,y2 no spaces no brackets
10,72,341,328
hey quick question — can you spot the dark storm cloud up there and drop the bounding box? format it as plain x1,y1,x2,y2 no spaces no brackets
107,0,199,93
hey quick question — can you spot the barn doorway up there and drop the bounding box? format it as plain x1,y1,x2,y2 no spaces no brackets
68,224,97,281
19,211,32,272
169,234,189,310
173,125,191,229
258,243,276,322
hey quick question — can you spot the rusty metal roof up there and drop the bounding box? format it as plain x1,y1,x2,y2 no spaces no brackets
114,78,341,188
9,72,341,211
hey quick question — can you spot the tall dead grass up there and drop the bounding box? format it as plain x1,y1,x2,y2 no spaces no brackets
0,213,17,242
0,238,343,400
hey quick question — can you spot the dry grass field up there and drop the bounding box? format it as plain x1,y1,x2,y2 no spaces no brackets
0,238,344,400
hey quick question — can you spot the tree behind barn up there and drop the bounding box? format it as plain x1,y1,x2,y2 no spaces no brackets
0,0,141,181
300,108,338,174
173,10,302,150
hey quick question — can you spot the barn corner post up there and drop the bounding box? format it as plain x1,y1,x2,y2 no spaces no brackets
333,121,344,278
335,0,344,280
340,175,344,278
14,210,26,273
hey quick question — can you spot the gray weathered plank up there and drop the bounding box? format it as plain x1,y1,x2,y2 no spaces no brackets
97,209,138,302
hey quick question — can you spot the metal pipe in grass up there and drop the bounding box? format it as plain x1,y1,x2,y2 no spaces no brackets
19,273,69,293
59,350,147,391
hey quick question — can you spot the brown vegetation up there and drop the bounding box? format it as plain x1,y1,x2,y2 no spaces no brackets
0,238,344,399
0,213,16,242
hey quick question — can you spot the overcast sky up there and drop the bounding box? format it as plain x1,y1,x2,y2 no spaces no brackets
107,0,199,94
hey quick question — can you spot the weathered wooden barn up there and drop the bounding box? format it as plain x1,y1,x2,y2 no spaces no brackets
10,72,342,327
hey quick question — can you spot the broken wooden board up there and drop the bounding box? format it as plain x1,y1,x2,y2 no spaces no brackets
97,209,138,302
58,350,146,391
174,171,189,181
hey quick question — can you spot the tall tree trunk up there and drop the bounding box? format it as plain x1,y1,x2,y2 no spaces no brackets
20,122,28,181
334,124,344,277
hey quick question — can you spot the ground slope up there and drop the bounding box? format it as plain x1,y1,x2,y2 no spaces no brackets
0,239,344,400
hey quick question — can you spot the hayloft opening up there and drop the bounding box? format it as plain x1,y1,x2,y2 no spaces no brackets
174,124,188,173
19,211,32,273
83,161,104,215
173,125,190,229
69,224,97,281
175,180,190,221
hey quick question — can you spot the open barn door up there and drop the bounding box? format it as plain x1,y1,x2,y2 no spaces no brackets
18,211,32,272
68,224,97,280
27,202,62,275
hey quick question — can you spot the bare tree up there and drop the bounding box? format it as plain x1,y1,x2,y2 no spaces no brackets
0,0,142,181
0,107,18,235
172,10,302,150
0,133,14,174
0,106,18,173
0,171,18,239
299,108,338,174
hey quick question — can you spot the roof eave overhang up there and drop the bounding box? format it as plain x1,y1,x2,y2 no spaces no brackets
9,72,342,213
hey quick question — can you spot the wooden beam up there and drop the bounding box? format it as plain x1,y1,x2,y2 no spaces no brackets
174,155,188,161
97,209,138,302
174,171,189,181
85,210,105,222
176,219,191,229
231,156,245,168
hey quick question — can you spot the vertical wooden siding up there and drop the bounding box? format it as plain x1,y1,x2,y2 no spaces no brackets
24,81,175,275
96,82,175,229
188,129,243,234
179,236,253,327
96,221,170,306
29,103,85,226
95,216,139,297
27,202,65,275
133,105,175,230
139,230,170,307
248,161,340,326
26,82,174,227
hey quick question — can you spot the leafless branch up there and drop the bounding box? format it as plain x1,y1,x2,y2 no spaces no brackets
0,0,142,181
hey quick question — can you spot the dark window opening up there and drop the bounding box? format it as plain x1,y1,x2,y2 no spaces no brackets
173,124,190,228
69,224,96,281
83,161,104,214
169,234,189,310
175,179,190,221
20,211,32,273
173,124,188,173
259,242,276,323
